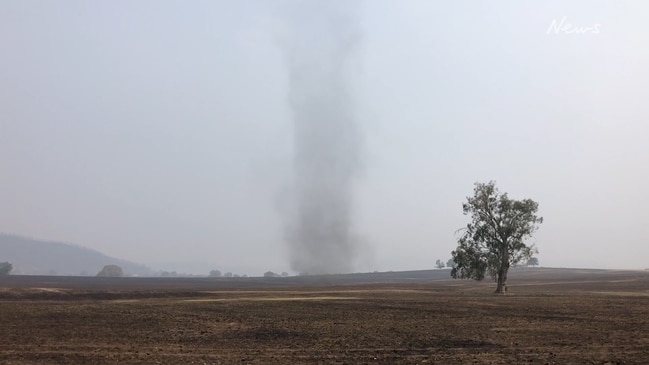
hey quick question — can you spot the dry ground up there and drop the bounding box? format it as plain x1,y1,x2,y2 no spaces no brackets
1,269,648,364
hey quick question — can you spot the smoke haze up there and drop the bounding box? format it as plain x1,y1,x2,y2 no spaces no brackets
281,2,363,274
1,2,648,274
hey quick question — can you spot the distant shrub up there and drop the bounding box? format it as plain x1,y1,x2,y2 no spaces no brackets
526,257,539,267
208,269,222,277
96,265,123,277
0,261,12,276
264,271,279,278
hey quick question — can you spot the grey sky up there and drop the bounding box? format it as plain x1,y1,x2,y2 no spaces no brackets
1,1,648,274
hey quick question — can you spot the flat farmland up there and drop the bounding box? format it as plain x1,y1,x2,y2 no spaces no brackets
1,268,648,364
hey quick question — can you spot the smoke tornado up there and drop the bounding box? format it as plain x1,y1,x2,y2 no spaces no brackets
281,2,362,274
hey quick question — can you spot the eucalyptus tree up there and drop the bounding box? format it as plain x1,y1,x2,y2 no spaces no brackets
451,182,543,294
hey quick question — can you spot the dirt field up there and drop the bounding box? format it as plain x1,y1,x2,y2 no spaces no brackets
1,269,648,364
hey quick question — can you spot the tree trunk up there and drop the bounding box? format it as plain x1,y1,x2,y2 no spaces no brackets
495,267,509,294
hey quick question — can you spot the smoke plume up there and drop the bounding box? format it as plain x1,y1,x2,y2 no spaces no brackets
281,2,362,274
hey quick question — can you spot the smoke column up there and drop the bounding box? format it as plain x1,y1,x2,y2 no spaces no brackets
281,2,362,274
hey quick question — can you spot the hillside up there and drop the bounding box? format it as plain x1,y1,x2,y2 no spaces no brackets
0,233,153,276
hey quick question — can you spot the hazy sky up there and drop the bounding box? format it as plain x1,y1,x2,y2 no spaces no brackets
2,1,648,275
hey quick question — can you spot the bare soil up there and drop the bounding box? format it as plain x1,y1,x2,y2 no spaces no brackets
1,268,648,364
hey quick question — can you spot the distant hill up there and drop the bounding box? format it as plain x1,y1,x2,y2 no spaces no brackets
0,233,153,276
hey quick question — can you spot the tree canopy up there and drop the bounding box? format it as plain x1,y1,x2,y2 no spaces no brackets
451,181,542,294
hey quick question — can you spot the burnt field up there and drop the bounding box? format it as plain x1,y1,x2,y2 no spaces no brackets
1,268,648,364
